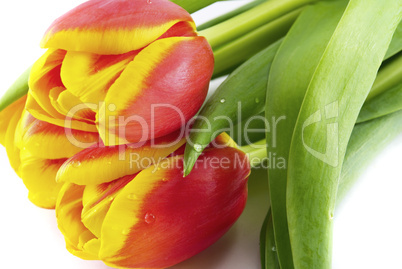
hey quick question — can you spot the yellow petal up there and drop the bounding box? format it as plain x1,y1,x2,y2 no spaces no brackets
19,155,66,209
56,183,99,260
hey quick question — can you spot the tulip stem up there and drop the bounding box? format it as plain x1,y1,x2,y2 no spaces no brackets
238,139,268,168
199,0,317,50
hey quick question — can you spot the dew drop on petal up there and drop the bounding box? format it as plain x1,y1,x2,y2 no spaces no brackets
144,212,156,224
220,98,226,103
194,144,202,152
272,246,276,252
71,160,81,168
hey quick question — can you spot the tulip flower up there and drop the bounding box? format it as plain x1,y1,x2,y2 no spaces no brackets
0,0,214,208
56,134,250,268
26,0,214,145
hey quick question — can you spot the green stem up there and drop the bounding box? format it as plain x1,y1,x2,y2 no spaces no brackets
212,8,301,78
170,0,221,13
367,52,402,101
0,66,31,112
197,0,267,31
199,0,317,50
239,140,267,168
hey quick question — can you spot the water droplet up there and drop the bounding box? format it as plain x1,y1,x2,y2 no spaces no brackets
272,246,276,252
127,193,137,200
144,212,156,224
255,98,260,103
194,144,202,152
220,98,226,103
147,0,152,3
71,160,81,168
122,228,130,235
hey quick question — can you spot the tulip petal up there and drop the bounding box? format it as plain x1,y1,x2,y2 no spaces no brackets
0,95,26,146
56,183,99,260
28,49,67,118
18,111,99,159
27,49,98,131
60,50,139,105
1,96,27,172
41,0,195,55
49,87,96,122
99,147,250,268
26,92,98,132
81,175,133,238
19,156,66,209
98,36,214,145
57,131,185,185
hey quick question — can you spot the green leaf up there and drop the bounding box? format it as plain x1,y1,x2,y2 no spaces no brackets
260,209,280,269
384,20,402,59
265,1,347,268
183,40,282,176
338,110,402,201
261,109,402,268
0,66,31,112
367,52,402,101
286,1,402,268
357,82,402,123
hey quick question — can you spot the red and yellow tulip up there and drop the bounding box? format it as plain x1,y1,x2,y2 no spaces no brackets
0,0,252,267
0,0,214,207
56,135,250,268
27,0,214,145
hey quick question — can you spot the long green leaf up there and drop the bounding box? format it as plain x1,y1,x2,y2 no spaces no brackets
183,40,282,176
261,109,402,268
384,20,402,59
260,209,280,269
357,82,402,123
286,1,402,268
265,2,347,268
338,110,402,201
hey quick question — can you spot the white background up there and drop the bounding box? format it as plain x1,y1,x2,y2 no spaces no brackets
0,1,401,268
